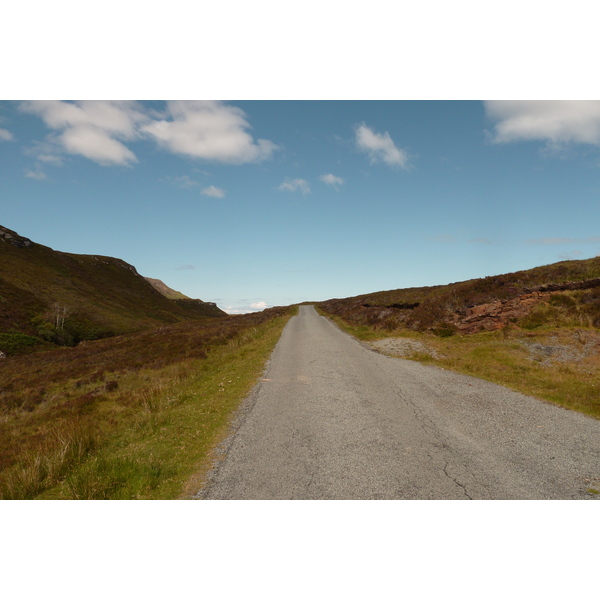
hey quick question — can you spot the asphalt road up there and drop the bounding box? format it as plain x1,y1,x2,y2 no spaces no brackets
199,305,600,499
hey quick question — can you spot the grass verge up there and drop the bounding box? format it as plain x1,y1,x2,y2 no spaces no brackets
0,307,296,499
319,309,600,419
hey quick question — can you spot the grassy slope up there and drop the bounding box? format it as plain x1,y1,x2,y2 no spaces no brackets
144,277,191,300
0,306,296,499
0,227,223,349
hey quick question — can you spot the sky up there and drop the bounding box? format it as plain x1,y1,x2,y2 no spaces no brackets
2,99,600,313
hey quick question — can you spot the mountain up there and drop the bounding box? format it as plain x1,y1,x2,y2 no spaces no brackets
319,257,600,335
0,224,226,351
144,277,227,318
144,277,190,300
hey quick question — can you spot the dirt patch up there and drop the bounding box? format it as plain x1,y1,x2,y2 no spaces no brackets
368,337,442,359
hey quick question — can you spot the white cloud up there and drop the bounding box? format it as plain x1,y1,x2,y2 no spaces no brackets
25,169,47,180
355,123,410,169
60,125,137,165
278,178,310,195
201,185,225,198
163,175,199,188
36,153,63,166
141,100,278,163
20,100,146,166
0,128,13,141
24,141,65,167
225,300,270,314
320,173,344,189
20,100,277,169
485,101,600,146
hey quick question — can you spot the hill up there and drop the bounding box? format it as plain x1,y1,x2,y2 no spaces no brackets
319,257,600,334
0,224,226,353
144,277,190,300
144,277,227,318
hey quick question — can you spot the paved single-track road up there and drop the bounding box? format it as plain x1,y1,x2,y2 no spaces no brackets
199,305,600,499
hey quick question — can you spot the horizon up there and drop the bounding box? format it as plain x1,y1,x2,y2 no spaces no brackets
3,100,600,313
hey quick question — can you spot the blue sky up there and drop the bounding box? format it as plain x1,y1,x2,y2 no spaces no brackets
2,100,600,313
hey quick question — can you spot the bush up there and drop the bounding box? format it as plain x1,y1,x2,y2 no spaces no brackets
0,333,45,355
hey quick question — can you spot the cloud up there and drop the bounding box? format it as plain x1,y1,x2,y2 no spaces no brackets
36,153,63,166
355,123,410,169
20,100,145,166
224,300,271,314
20,100,277,169
60,125,138,165
163,175,199,188
175,264,196,271
320,173,344,190
278,178,310,195
485,101,600,146
141,100,278,163
24,169,47,180
526,236,600,245
201,185,225,198
0,128,13,141
24,140,65,167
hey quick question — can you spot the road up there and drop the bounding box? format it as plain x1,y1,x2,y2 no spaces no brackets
199,305,600,499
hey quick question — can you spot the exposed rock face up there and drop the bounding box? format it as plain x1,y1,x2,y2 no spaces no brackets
0,226,32,248
450,278,600,334
451,292,552,334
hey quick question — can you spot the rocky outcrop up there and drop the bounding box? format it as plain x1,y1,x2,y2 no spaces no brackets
451,292,552,334
0,226,32,248
531,278,600,293
450,277,600,334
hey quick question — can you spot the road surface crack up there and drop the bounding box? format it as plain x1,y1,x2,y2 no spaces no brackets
443,460,473,500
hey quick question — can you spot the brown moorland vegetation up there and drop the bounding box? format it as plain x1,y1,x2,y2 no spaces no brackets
0,306,294,499
319,256,600,334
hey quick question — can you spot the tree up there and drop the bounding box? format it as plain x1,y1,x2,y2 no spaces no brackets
51,303,70,330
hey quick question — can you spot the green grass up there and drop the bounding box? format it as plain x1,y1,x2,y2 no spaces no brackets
0,306,296,499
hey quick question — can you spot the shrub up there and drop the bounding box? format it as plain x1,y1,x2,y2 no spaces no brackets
0,333,45,355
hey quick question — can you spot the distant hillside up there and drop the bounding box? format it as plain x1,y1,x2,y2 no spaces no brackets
0,224,225,352
144,277,190,300
144,277,227,318
319,257,600,334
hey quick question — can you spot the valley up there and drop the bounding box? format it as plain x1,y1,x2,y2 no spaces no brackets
1,223,599,499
